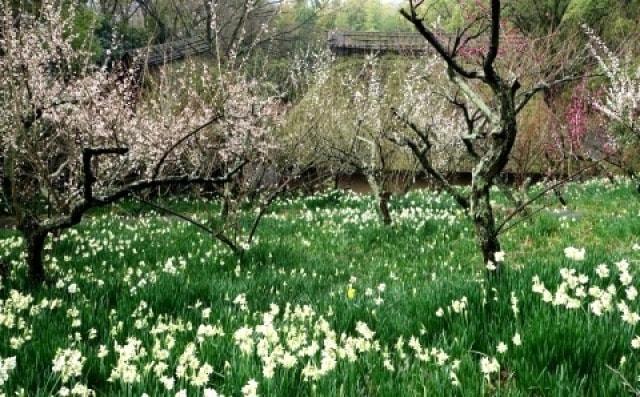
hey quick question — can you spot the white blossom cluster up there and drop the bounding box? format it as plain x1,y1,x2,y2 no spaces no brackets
0,0,281,233
585,25,640,139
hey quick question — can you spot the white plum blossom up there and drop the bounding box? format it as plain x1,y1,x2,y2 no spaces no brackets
585,25,640,139
0,0,282,281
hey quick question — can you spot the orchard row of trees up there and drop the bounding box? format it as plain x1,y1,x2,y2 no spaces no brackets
0,0,639,284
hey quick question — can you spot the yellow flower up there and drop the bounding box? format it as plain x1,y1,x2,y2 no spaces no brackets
347,287,356,300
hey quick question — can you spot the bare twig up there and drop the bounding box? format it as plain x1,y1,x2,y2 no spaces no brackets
133,195,241,253
496,160,603,234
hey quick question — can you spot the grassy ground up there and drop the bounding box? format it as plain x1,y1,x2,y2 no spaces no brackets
0,178,639,396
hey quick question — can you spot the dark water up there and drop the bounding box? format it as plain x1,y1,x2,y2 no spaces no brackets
335,172,548,193
334,174,462,193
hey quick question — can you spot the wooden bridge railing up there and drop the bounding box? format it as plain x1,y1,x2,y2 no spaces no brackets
129,34,211,67
128,30,430,68
328,31,430,56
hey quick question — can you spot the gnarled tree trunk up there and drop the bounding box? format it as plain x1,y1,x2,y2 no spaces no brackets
470,180,501,271
468,84,518,272
1,153,13,215
25,230,47,284
400,0,579,277
366,172,392,225
18,217,48,284
378,190,392,226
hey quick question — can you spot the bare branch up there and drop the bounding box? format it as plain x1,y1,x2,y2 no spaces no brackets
151,114,224,180
483,0,501,83
515,74,598,114
399,4,480,80
392,109,470,210
134,195,241,253
496,160,603,234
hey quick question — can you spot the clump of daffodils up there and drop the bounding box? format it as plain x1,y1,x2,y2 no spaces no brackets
109,338,146,384
564,247,586,261
57,383,95,397
176,343,215,387
241,379,259,397
197,323,225,343
479,356,500,381
52,348,86,383
533,258,640,348
0,356,17,386
230,302,456,383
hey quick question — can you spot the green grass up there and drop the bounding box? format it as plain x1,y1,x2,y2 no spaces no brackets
0,178,639,396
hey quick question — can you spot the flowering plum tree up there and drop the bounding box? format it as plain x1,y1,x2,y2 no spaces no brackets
584,26,640,189
398,0,578,271
391,55,469,207
0,0,276,282
291,53,419,225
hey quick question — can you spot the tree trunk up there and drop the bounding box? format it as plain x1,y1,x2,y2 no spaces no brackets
16,216,48,285
220,196,230,219
378,191,392,226
17,214,49,283
366,174,392,225
471,177,501,273
1,153,13,215
26,230,47,284
467,85,518,275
